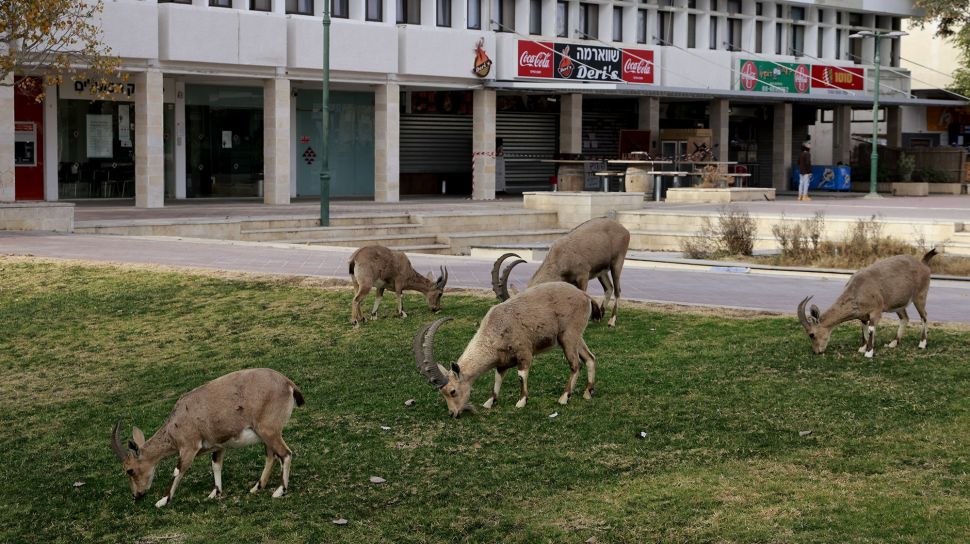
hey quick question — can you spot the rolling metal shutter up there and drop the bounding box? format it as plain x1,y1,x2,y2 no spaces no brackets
497,112,559,191
400,114,472,174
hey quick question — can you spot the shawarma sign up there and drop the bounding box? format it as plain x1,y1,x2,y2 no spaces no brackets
517,40,654,84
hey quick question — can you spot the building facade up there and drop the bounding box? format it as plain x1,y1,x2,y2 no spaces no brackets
4,0,953,206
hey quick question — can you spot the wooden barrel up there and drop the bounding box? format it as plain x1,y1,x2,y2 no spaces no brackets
624,166,653,196
557,164,585,192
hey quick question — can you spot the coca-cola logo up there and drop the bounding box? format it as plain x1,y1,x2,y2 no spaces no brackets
519,51,552,69
794,64,810,93
740,60,758,91
623,58,651,75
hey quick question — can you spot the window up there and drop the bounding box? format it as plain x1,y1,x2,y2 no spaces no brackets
709,16,717,49
580,3,599,39
250,0,271,10
727,18,741,51
332,0,348,18
468,0,481,29
209,0,231,8
835,29,842,59
817,8,825,22
848,12,862,27
286,0,313,15
790,6,804,21
726,0,740,15
688,13,696,48
710,0,717,11
775,22,783,54
790,24,804,56
437,0,451,26
366,0,382,21
775,4,782,18
613,6,622,41
755,2,762,16
158,0,191,4
850,31,862,64
556,0,568,37
637,9,647,43
530,0,542,34
493,0,514,31
397,0,420,23
817,26,824,57
658,10,672,45
837,12,842,25
755,20,763,53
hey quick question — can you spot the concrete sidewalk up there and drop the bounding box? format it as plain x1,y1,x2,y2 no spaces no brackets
4,231,969,324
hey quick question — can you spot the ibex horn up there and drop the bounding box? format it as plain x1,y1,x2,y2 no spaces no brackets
111,421,128,461
491,253,520,299
413,317,453,388
796,296,814,331
498,259,526,302
435,266,449,289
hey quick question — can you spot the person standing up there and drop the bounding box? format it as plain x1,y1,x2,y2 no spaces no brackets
798,143,813,201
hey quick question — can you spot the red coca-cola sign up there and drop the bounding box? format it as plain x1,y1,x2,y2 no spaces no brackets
794,64,810,93
518,41,554,78
620,49,654,84
740,60,758,91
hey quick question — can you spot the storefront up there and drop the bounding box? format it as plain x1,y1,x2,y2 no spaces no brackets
295,90,375,198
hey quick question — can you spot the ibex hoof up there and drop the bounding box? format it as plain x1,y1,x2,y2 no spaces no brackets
482,397,495,409
249,483,261,494
272,486,286,499
155,496,169,508
207,488,221,500
399,312,408,319
608,316,617,328
557,393,569,405
887,340,898,348
858,345,867,354
918,339,927,349
515,397,527,409
583,389,593,400
864,350,874,359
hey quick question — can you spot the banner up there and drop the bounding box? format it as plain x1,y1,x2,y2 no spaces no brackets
517,40,654,84
811,65,864,91
738,59,811,93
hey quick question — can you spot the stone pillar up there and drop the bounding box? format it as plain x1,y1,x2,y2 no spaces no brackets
832,105,852,165
44,84,58,201
263,78,290,205
374,82,400,202
135,70,165,208
637,97,660,154
174,80,187,199
709,99,730,159
772,103,793,191
886,105,902,149
559,93,582,155
0,74,14,202
472,88,496,200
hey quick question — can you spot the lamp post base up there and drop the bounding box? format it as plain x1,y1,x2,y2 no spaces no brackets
862,192,884,199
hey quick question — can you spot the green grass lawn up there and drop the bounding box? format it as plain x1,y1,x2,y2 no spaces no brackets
2,257,969,543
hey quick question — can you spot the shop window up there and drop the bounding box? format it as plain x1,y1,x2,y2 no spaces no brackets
209,0,231,8
687,13,696,48
366,0,382,21
579,3,598,39
637,9,647,44
556,1,568,37
467,0,481,29
397,0,420,24
286,0,313,15
436,0,451,27
530,0,542,35
727,17,740,51
250,0,271,11
657,10,672,45
612,6,622,42
332,0,348,17
57,98,137,199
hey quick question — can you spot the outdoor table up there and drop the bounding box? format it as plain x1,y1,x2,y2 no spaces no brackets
594,171,626,192
541,159,607,191
607,160,673,194
647,171,691,201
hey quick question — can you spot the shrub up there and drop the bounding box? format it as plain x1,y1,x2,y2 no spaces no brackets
681,207,757,258
771,212,825,260
911,167,950,183
898,153,916,182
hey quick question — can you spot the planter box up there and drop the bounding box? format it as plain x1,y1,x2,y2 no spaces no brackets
522,191,645,228
0,202,74,232
850,181,929,196
927,182,965,195
664,187,776,203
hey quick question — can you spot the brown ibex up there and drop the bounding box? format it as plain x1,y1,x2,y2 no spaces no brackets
493,217,630,327
414,282,599,418
111,368,304,507
797,249,936,357
349,245,448,327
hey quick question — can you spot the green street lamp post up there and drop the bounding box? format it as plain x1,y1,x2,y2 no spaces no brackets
849,30,907,199
319,0,331,225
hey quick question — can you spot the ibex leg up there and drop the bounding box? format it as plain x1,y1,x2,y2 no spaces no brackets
351,283,372,326
156,448,198,508
515,356,532,409
250,446,276,494
595,272,613,322
207,449,225,499
864,313,881,358
370,287,385,318
483,368,509,409
858,320,869,354
395,290,408,318
608,257,623,328
581,341,597,400
558,337,584,405
914,292,929,349
887,308,909,348
262,435,293,499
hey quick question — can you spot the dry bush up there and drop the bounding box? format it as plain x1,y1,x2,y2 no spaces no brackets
771,212,825,260
681,207,757,258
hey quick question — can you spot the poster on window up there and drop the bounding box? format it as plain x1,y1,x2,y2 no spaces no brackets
86,114,114,158
118,105,132,147
14,122,37,167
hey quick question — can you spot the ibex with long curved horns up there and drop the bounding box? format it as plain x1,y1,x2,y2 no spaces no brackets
797,249,936,357
414,282,598,418
492,217,630,327
349,245,448,326
111,368,304,507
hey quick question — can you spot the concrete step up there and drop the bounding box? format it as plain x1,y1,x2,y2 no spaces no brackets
413,210,559,231
441,229,568,255
300,233,442,249
629,230,778,252
240,223,424,242
390,243,453,255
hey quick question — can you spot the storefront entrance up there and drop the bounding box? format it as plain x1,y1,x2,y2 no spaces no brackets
295,90,375,198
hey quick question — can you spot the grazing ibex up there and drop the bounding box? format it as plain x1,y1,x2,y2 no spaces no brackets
111,368,304,507
798,249,936,358
349,245,448,327
414,282,600,418
493,217,630,327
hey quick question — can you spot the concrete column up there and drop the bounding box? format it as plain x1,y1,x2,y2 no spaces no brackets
43,85,58,201
135,70,165,208
772,102,792,191
263,78,290,205
832,105,852,164
559,93,582,154
0,74,14,202
374,82,400,202
174,81,186,199
709,99,729,158
886,105,902,149
472,88,496,200
637,96,660,154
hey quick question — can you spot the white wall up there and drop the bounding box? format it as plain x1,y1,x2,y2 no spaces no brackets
398,27,495,80
100,0,159,60
159,5,286,66
287,18,398,73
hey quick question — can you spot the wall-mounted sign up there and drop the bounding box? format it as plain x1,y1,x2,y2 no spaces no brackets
472,38,493,78
14,122,37,167
517,40,654,84
811,65,864,91
738,59,810,93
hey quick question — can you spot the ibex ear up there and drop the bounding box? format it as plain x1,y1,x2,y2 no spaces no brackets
451,363,461,378
131,427,146,448
426,271,434,281
809,304,821,323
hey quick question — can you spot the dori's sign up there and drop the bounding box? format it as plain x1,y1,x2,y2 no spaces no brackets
517,40,654,84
